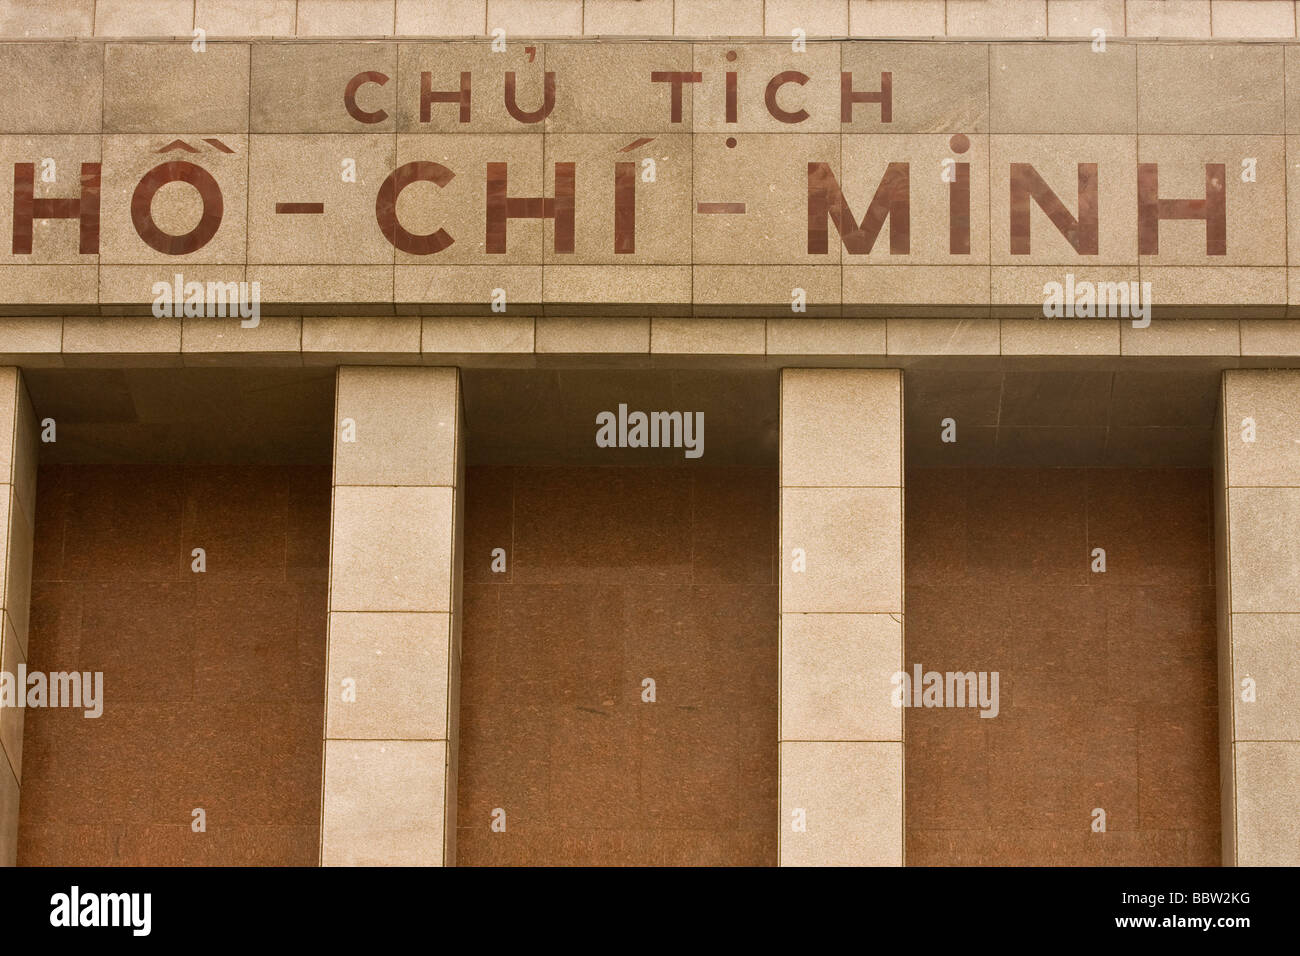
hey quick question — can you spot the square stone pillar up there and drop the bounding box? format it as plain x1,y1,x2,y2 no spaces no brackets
779,368,904,866
0,368,37,867
1216,369,1300,866
321,366,464,866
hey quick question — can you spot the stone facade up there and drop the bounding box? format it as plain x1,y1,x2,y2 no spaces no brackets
0,1,1298,867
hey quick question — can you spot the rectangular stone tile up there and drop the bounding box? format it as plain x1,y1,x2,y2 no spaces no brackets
1046,0,1124,36
1284,47,1300,132
1138,45,1284,133
947,0,1047,37
0,134,102,267
542,133,691,262
1280,269,1300,316
1211,0,1294,37
0,490,33,651
297,0,396,36
1216,400,1236,854
330,485,454,612
302,315,421,362
848,0,946,37
194,0,298,36
325,612,451,740
182,315,301,363
766,317,886,355
651,318,765,354
486,0,581,36
845,266,991,316
1127,0,1210,37
0,754,16,865
779,741,902,865
1241,318,1300,355
248,134,395,264
396,0,486,35
544,43,693,131
0,317,62,359
583,0,671,35
252,43,398,132
104,42,249,132
692,265,839,317
422,316,534,353
1138,135,1284,266
1227,486,1300,612
781,613,902,741
334,365,458,486
1143,268,1284,318
393,132,543,264
0,267,95,311
1224,369,1300,485
694,132,840,264
693,41,840,134
1278,136,1300,265
396,42,547,133
94,0,193,36
674,0,763,35
841,41,988,132
0,614,24,780
990,135,1137,264
1120,317,1240,355
0,1,95,37
781,367,900,487
991,43,1135,134
508,468,691,582
781,486,901,612
98,265,250,315
906,708,995,829
689,467,777,584
840,134,989,266
100,133,247,264
1231,613,1300,740
1233,741,1300,865
993,266,1142,319
765,0,848,36
999,318,1119,354
395,265,541,314
536,317,648,353
322,739,446,865
887,318,999,354
0,42,101,133
1086,468,1214,582
62,315,182,356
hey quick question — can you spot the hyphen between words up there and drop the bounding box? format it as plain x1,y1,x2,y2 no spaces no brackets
8,70,1237,266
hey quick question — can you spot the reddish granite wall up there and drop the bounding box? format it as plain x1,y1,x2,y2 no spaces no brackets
457,465,778,866
905,467,1220,866
17,464,329,866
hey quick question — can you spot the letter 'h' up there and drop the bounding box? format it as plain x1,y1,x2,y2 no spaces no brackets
12,162,101,254
486,162,575,253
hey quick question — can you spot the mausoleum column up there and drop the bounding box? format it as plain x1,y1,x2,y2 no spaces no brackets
778,368,904,866
320,366,464,866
